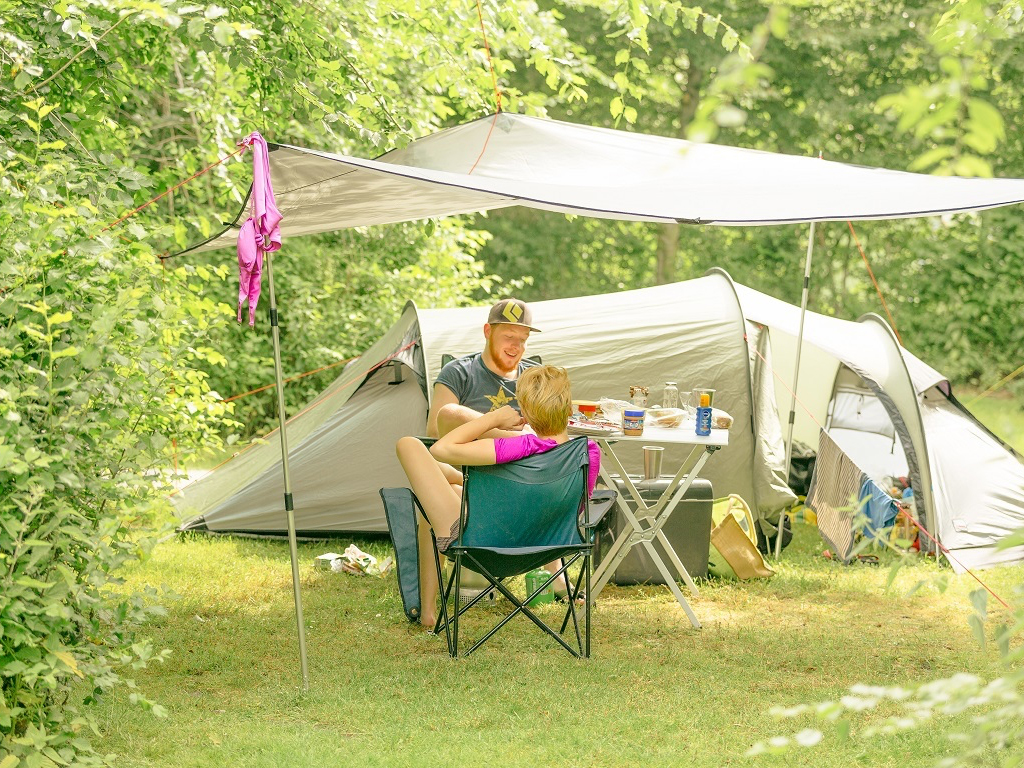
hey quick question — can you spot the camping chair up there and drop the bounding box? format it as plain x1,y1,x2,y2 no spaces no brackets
424,437,613,658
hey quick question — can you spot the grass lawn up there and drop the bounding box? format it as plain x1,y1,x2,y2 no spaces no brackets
86,520,1023,768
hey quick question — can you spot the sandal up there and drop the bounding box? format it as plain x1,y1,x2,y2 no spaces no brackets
553,584,587,604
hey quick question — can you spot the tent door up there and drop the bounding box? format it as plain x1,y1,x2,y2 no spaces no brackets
825,366,909,486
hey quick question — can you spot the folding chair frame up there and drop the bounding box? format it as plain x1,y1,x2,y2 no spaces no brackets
411,440,613,658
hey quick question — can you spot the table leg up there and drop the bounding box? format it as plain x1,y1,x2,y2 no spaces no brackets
654,529,699,596
590,444,650,600
641,446,717,596
641,539,701,628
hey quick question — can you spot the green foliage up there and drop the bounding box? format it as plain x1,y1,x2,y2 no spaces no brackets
0,97,228,763
750,578,1024,767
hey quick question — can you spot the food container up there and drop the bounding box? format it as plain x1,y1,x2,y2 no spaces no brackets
662,382,679,409
622,408,646,436
645,407,686,428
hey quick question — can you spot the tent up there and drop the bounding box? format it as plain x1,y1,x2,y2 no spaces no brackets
175,270,1024,573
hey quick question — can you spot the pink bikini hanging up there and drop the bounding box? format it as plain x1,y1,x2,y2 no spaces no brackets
236,132,282,326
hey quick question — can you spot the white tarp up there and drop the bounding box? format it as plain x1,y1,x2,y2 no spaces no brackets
182,112,1024,255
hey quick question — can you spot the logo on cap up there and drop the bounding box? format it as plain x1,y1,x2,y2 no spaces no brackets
502,301,524,324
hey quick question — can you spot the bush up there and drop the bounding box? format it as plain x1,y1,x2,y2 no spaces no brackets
1,99,230,766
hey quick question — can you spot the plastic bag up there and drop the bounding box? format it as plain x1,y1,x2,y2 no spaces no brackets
598,397,633,426
645,407,687,428
712,408,734,429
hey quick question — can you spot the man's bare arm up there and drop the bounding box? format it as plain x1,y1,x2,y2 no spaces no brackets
426,382,459,438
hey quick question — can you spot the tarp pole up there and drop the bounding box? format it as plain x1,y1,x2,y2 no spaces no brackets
777,221,816,558
265,249,310,691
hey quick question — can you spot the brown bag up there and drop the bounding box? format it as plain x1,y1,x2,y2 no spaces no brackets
710,514,774,580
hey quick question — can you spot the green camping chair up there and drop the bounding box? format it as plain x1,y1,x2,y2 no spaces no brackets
424,436,612,658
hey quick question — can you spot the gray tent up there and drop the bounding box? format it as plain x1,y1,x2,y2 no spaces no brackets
175,271,1024,573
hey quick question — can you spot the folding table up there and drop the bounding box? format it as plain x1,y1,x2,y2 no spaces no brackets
589,426,729,628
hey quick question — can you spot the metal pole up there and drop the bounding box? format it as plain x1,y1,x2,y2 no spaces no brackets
264,249,310,691
777,220,816,559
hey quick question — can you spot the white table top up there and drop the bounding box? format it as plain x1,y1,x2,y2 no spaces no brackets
590,426,729,448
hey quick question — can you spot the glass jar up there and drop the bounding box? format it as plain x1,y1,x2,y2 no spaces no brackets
662,381,679,409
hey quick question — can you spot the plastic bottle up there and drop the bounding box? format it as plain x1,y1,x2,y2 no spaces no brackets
902,487,916,519
695,392,712,436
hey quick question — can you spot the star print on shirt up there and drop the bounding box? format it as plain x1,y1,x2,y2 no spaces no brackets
485,387,514,411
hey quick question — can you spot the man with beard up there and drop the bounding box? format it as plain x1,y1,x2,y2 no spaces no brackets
425,298,542,439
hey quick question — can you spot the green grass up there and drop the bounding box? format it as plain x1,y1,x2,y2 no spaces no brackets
85,523,1023,768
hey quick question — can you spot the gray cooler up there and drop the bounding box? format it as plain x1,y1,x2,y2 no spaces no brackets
605,475,714,583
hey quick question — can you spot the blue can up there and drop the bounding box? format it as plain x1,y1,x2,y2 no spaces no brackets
696,406,712,436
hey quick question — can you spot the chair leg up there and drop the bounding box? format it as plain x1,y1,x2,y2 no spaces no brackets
459,554,583,658
554,556,584,651
585,552,591,658
429,533,454,656
452,557,462,657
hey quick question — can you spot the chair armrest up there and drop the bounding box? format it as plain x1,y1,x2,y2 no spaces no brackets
582,490,617,530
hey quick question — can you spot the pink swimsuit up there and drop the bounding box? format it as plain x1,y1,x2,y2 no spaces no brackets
236,132,282,326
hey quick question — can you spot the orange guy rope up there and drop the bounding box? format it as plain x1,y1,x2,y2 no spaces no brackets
475,0,502,114
847,220,902,344
223,356,355,403
467,0,502,176
908,515,1011,609
168,340,419,495
101,145,246,235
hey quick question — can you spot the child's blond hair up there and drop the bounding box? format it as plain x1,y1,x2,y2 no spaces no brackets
516,365,572,437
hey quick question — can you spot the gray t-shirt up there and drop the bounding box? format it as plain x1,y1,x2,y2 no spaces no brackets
435,353,539,414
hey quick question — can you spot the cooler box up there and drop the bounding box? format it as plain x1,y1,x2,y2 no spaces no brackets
606,475,714,583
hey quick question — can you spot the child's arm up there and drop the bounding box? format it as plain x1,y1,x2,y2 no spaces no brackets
430,406,525,466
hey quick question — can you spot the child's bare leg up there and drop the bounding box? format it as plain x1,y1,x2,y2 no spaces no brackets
417,520,439,629
396,436,461,628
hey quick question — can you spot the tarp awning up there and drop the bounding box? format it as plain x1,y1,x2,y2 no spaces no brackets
183,112,1024,255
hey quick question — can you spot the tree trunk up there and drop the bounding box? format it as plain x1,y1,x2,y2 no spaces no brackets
655,59,703,284
656,223,679,284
